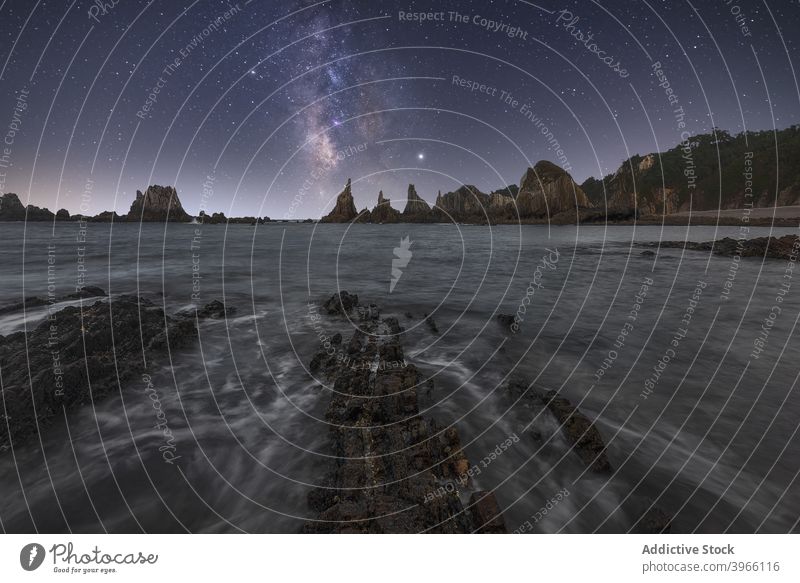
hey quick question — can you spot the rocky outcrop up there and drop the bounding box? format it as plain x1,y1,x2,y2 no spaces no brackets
489,190,515,212
0,295,230,452
434,185,490,220
321,179,359,223
0,193,55,221
127,185,192,222
89,210,123,222
198,210,227,224
304,292,507,533
504,379,611,473
541,389,612,473
644,235,800,260
517,161,591,218
0,286,106,317
322,290,360,315
369,191,401,223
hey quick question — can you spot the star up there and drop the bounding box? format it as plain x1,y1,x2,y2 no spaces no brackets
417,153,425,160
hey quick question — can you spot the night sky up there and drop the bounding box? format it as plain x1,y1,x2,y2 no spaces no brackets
0,0,798,219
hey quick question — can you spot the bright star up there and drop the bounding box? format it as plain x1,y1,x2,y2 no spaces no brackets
418,153,424,160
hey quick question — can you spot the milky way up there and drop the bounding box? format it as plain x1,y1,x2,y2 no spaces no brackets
0,0,798,218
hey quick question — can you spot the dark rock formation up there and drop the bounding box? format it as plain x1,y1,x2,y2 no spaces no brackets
321,179,358,223
127,185,192,222
496,314,516,332
402,184,432,221
434,185,490,221
424,313,439,334
56,209,70,220
490,184,519,199
504,379,611,473
89,210,122,222
633,507,673,534
0,296,230,452
176,299,235,319
322,291,359,315
542,389,612,473
199,210,226,224
0,193,55,221
581,127,800,215
516,161,591,218
369,191,401,223
644,235,800,260
469,491,507,533
0,286,107,317
0,193,26,220
304,294,506,533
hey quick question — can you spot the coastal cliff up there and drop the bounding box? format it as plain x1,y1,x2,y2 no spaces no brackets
581,127,800,215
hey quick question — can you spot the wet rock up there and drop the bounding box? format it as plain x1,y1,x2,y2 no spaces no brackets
177,299,234,319
633,506,672,533
0,295,228,453
357,303,380,321
384,317,402,335
469,491,507,533
496,313,516,331
643,235,800,260
0,287,108,316
423,313,439,334
304,295,505,533
323,291,359,315
542,390,612,473
64,286,108,300
503,380,612,473
0,296,49,315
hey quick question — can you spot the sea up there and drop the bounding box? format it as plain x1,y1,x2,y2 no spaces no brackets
0,221,798,533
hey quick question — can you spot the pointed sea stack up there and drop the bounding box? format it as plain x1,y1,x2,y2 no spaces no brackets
369,190,400,223
321,178,358,223
402,184,433,221
127,185,192,222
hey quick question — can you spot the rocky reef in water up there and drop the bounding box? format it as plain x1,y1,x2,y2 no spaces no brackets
0,291,233,453
303,292,507,533
642,234,800,260
502,378,672,533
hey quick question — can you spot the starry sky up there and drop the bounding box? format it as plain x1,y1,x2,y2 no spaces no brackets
0,0,798,218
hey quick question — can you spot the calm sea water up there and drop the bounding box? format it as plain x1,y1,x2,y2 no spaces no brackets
0,221,798,533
